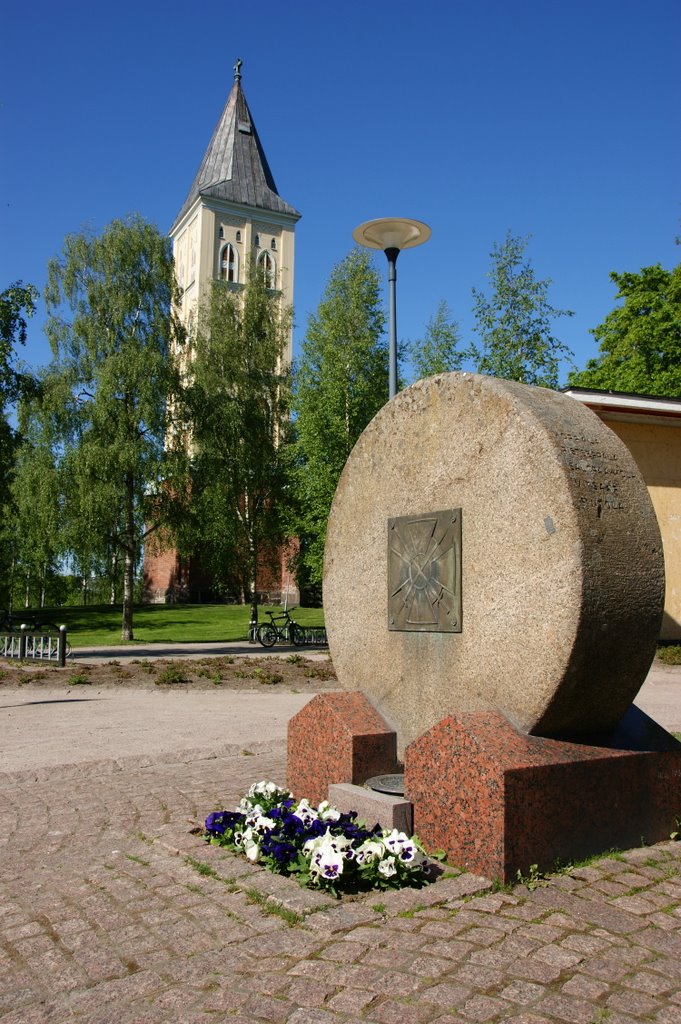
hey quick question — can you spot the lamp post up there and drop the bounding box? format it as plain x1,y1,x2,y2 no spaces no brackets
353,217,431,400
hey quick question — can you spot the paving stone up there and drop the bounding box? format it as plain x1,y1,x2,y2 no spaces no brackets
531,944,584,969
655,1008,681,1024
535,993,600,1024
361,947,416,971
508,958,566,984
498,980,547,1005
366,999,435,1024
408,954,458,978
284,977,338,1008
460,994,508,1020
420,981,473,1008
326,987,376,1014
498,1016,553,1024
367,969,424,997
560,974,610,1000
577,958,632,982
607,989,663,1016
621,970,677,995
283,1010,349,1024
452,963,505,990
427,939,475,961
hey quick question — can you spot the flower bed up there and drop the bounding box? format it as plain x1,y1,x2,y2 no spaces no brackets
204,780,433,896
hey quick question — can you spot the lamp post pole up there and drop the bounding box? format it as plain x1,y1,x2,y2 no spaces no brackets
353,218,431,401
385,247,399,399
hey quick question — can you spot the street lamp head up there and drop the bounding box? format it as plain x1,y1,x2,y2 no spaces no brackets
352,217,430,402
353,217,431,253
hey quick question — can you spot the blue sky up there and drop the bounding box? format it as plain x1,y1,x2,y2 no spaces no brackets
2,0,679,386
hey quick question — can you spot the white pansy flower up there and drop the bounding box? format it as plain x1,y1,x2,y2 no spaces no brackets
383,829,409,853
317,800,341,822
355,839,386,864
244,840,261,862
294,798,319,826
316,850,344,879
378,855,397,878
246,813,276,835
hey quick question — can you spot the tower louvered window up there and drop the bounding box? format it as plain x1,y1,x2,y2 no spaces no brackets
258,250,275,288
219,243,237,282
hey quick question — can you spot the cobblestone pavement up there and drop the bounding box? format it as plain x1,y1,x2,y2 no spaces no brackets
1,742,680,1024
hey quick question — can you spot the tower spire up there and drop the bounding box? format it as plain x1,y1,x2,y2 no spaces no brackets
171,62,300,232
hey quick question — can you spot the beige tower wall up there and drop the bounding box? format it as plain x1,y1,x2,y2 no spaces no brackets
598,415,681,641
172,198,296,362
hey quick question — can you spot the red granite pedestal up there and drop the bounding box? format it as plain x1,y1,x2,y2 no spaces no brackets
287,692,398,806
287,693,681,882
404,709,681,882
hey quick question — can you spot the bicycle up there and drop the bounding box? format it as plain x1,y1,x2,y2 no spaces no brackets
0,609,61,633
256,608,303,648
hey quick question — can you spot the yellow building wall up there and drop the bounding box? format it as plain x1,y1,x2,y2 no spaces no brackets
600,416,681,641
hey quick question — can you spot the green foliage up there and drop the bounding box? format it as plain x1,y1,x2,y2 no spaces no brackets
0,281,39,602
252,667,284,685
471,232,574,388
0,281,38,408
182,269,291,623
657,645,681,665
43,215,187,641
9,395,63,609
292,248,387,587
408,300,464,381
67,670,91,686
568,261,681,397
155,664,190,685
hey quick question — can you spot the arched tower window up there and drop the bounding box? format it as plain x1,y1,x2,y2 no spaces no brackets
218,226,224,239
258,250,275,288
219,243,238,283
236,230,242,243
254,233,260,248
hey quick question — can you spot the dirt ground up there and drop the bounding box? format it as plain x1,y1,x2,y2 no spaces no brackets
0,652,338,693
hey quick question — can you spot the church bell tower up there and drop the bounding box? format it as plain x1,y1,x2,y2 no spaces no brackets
171,58,300,359
143,60,301,603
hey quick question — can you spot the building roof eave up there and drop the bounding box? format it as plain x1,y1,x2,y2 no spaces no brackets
563,387,681,423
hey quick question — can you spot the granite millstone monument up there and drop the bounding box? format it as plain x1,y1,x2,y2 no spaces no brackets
287,373,680,879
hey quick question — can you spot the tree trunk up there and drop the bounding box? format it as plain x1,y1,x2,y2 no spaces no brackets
110,550,118,605
245,490,259,637
121,474,135,641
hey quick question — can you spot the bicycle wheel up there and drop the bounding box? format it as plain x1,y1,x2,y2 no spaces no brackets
257,624,278,647
290,623,305,647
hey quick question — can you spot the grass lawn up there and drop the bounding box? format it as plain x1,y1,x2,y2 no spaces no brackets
27,604,325,647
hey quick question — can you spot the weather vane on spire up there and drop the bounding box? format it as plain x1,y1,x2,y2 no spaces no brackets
234,58,243,82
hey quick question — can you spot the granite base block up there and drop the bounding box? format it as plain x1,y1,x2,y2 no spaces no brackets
287,692,398,806
404,708,681,882
328,783,413,834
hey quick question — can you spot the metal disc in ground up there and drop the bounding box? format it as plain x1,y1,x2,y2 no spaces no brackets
366,774,405,796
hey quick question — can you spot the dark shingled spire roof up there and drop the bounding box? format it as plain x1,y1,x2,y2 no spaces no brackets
171,60,300,232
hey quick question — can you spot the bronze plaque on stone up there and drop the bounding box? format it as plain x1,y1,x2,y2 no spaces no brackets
388,509,462,632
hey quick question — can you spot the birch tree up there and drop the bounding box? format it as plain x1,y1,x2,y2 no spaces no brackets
45,215,186,640
292,248,387,590
183,266,292,627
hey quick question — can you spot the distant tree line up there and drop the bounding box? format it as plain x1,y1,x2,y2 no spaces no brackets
1,216,678,637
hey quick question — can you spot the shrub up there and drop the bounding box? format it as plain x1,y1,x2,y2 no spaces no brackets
657,645,681,665
155,664,190,685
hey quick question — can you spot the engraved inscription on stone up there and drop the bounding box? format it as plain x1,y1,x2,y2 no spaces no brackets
388,509,462,632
